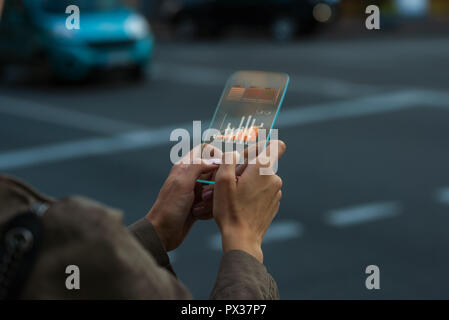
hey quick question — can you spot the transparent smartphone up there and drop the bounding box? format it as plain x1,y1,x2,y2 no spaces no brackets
198,70,289,184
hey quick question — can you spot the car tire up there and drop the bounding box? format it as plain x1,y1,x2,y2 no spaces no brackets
270,16,297,42
32,51,59,83
129,65,146,82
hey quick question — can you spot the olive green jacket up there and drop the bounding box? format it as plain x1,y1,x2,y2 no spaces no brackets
0,174,279,300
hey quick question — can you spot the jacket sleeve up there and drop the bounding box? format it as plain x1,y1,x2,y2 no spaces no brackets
210,250,280,300
128,218,176,276
129,218,279,300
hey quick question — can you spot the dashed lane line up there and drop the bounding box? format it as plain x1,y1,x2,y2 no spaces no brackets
324,201,402,227
436,187,449,206
208,220,304,250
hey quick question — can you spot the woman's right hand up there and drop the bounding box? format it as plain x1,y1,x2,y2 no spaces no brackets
213,140,286,263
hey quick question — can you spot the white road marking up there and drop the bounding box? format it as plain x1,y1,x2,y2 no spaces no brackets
1,90,448,170
278,90,428,128
209,220,303,250
0,128,174,170
154,62,449,104
0,95,144,134
153,63,379,97
435,187,449,205
423,90,449,108
325,202,402,227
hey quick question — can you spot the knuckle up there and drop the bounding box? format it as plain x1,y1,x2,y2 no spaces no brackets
272,175,283,189
216,173,233,184
172,162,184,173
278,140,286,153
170,175,187,189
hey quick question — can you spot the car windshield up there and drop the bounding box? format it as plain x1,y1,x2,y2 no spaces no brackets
41,0,125,13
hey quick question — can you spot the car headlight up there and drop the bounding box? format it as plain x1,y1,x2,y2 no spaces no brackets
124,15,150,39
51,24,76,40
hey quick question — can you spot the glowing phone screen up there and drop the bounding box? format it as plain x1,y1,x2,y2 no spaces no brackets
199,71,289,184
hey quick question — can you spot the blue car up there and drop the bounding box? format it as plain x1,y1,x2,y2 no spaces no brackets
0,0,154,81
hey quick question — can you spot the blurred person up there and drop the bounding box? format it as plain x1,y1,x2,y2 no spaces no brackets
0,141,285,299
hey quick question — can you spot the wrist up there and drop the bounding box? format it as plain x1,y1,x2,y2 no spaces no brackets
145,207,169,251
220,226,263,263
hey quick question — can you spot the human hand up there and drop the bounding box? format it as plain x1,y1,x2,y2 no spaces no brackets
146,145,221,251
213,140,286,263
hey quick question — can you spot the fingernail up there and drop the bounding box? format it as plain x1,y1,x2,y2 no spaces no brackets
202,190,213,200
203,158,222,165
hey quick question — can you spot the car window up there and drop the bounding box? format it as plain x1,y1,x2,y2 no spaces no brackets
0,0,29,27
40,0,126,13
2,0,30,22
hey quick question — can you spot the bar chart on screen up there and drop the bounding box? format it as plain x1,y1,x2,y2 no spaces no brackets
215,115,263,143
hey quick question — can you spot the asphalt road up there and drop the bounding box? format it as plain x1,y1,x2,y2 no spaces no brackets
1,35,449,299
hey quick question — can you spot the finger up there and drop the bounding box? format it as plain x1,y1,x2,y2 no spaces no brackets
173,147,221,183
273,201,280,218
202,184,214,192
238,140,276,176
235,163,247,177
192,203,213,219
194,172,213,204
178,144,221,167
201,143,223,162
202,189,214,201
215,151,240,195
198,171,214,190
276,189,282,202
258,140,287,166
195,212,213,220
244,140,286,177
242,140,266,164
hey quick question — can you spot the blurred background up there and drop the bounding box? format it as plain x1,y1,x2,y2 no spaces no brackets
0,0,448,299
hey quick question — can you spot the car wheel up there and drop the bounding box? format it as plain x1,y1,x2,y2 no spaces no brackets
174,16,198,40
129,65,146,82
271,16,297,42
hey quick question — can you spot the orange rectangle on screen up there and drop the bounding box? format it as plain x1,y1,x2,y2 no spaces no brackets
227,86,245,101
242,86,260,101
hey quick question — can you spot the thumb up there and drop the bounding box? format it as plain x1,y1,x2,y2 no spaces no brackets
215,152,240,193
174,159,220,184
173,144,221,183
